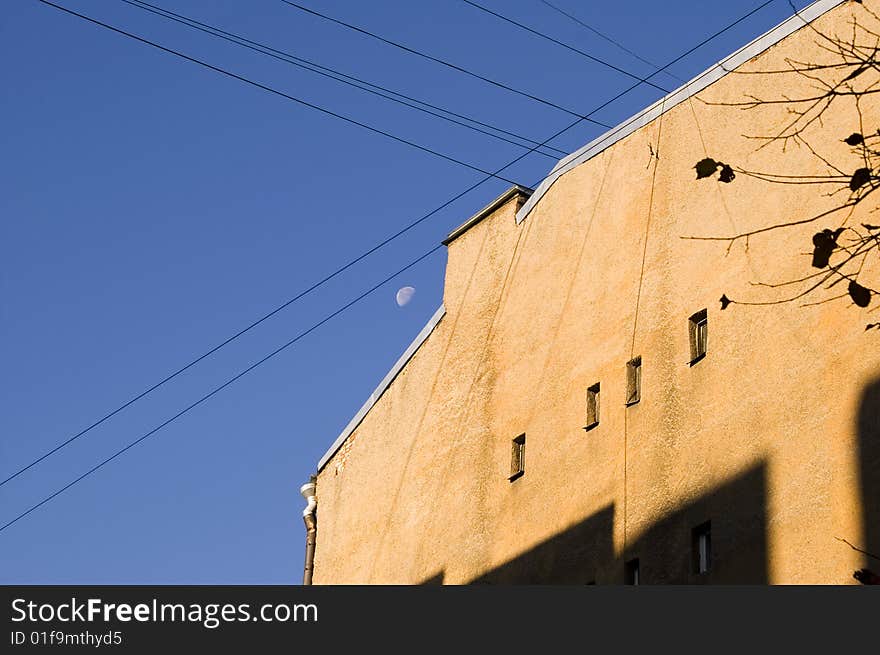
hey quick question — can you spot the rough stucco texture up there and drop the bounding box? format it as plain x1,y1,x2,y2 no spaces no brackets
311,0,880,584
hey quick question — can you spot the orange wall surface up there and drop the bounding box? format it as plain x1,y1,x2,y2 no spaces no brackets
311,0,880,584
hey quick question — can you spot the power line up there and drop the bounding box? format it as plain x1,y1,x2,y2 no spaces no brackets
2,0,775,506
33,0,527,188
519,0,776,178
279,0,611,126
1,173,518,491
0,245,444,535
10,0,773,487
537,0,685,83
6,0,574,491
120,0,569,159
459,0,670,93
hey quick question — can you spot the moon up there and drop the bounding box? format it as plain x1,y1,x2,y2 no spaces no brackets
395,286,415,307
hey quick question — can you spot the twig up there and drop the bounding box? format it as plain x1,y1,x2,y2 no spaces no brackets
835,536,880,562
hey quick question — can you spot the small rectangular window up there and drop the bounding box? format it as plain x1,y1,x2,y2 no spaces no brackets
626,357,641,406
509,434,525,481
585,382,600,430
689,309,708,364
625,558,640,585
693,521,711,574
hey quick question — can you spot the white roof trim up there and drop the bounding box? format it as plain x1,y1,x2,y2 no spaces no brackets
317,305,447,472
516,0,846,224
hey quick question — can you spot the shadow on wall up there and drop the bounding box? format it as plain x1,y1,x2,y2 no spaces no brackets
462,463,767,584
471,506,616,585
857,376,880,581
416,376,879,585
419,571,445,585
622,464,767,584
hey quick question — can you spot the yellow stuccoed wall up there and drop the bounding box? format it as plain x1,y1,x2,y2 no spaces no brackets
311,0,880,584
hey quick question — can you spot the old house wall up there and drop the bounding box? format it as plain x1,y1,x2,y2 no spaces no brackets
311,0,880,584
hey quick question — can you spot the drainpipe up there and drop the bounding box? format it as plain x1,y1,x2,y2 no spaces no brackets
300,475,317,585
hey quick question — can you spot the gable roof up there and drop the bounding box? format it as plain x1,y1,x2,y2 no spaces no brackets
317,305,446,472
315,0,847,473
443,185,533,245
516,0,845,224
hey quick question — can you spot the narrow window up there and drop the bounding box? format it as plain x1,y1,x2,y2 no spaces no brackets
625,558,640,585
509,434,525,481
693,521,711,574
626,357,641,406
585,382,600,430
689,309,708,365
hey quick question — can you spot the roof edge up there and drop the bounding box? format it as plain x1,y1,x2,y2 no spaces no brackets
317,304,447,472
516,0,846,224
443,185,533,245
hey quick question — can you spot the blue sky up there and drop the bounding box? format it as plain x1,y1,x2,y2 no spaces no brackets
1,0,816,583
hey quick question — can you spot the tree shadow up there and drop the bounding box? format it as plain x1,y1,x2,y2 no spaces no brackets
684,3,880,317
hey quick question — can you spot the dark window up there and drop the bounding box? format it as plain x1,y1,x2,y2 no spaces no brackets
693,521,712,574
509,434,525,481
625,558,640,585
585,382,600,430
626,357,641,406
689,309,708,365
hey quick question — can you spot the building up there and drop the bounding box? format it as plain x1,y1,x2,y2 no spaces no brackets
299,0,880,584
